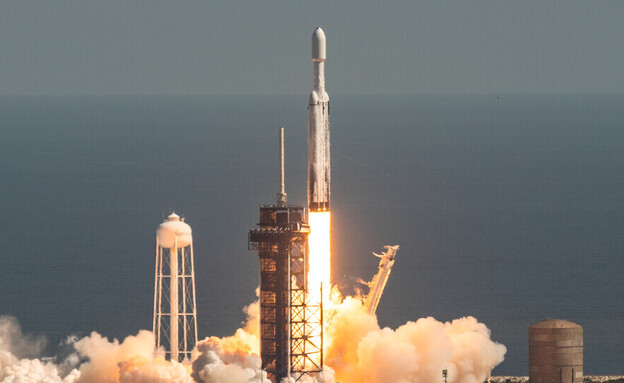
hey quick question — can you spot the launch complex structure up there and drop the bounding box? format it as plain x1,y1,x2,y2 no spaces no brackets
149,29,398,378
248,28,399,383
248,27,330,383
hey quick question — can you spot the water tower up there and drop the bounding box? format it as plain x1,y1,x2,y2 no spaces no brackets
529,319,583,383
153,212,198,362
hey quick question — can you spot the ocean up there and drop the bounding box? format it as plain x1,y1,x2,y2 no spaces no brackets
0,94,622,375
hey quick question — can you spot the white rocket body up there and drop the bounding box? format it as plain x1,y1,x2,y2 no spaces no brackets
308,27,330,212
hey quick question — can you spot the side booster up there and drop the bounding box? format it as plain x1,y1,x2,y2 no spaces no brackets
308,27,330,212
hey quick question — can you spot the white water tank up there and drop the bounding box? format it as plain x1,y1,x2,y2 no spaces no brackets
157,212,192,248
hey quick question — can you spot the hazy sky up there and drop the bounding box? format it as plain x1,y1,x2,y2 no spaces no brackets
1,1,623,95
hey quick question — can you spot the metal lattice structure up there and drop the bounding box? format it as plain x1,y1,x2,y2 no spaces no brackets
153,213,198,362
249,205,323,383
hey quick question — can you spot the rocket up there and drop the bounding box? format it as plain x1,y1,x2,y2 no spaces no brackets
308,27,330,212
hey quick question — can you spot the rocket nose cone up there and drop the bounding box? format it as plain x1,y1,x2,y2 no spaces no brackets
312,27,326,61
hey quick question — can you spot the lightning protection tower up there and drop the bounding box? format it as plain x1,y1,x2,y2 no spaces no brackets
154,212,198,362
249,128,323,383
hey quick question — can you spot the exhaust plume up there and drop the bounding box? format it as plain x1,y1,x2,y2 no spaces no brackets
324,294,506,383
1,287,505,383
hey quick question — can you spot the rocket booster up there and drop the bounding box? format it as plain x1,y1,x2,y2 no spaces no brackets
308,27,330,212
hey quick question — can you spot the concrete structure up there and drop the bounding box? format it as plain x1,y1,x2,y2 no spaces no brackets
308,27,330,212
153,212,198,362
529,319,583,383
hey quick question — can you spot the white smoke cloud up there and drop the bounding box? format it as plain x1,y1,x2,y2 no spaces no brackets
0,316,75,383
191,299,269,383
73,330,195,383
0,316,190,383
0,316,47,360
1,358,68,383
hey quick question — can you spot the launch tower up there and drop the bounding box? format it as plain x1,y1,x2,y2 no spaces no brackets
249,128,323,383
153,212,198,362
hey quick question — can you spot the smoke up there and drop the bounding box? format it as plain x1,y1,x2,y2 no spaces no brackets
0,316,47,360
0,316,191,383
1,289,505,383
191,300,268,383
73,330,195,383
0,315,75,383
185,288,505,383
324,294,506,383
0,300,330,383
190,297,335,383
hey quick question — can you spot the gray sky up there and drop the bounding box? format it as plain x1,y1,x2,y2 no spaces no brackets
1,1,623,95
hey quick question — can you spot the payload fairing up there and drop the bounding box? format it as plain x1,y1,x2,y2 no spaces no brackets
308,27,330,212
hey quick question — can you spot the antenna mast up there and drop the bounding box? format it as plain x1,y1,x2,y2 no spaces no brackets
277,127,287,205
